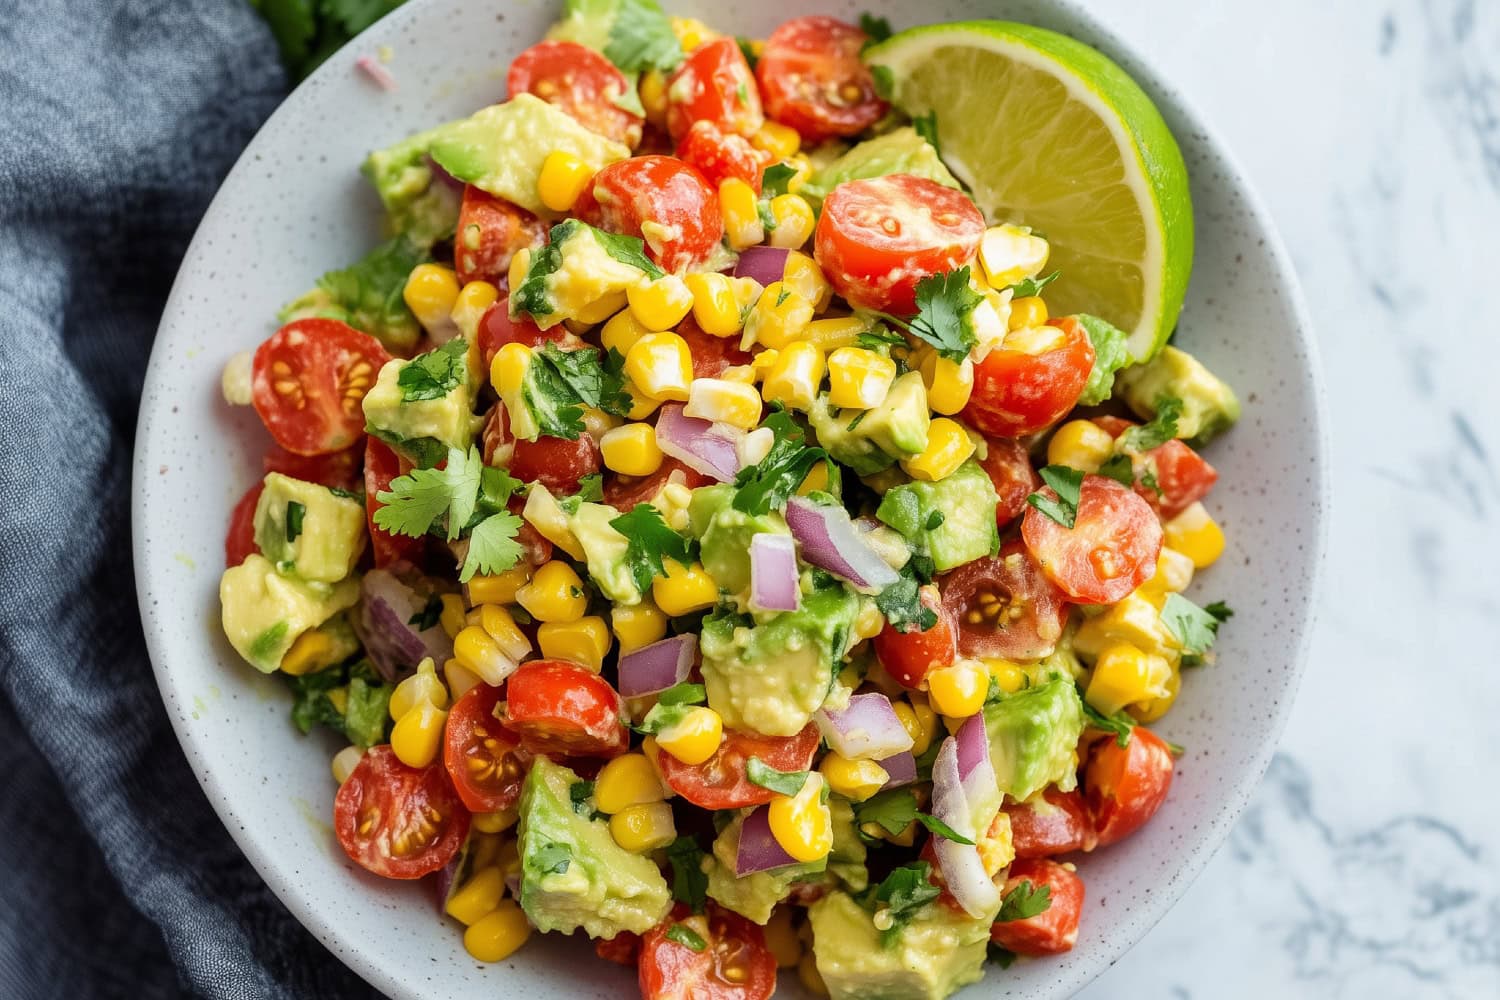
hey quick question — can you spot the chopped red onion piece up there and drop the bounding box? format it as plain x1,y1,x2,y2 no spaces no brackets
355,54,397,91
956,712,997,803
784,497,900,592
353,567,454,682
750,534,800,612
815,693,913,761
655,404,744,483
930,736,1000,918
733,246,791,286
736,806,799,875
876,750,917,789
617,634,696,698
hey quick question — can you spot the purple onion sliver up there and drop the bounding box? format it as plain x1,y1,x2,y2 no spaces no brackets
784,497,899,591
655,404,743,483
617,634,696,698
750,534,800,612
876,750,917,789
354,568,455,681
736,806,799,876
732,245,791,286
814,692,912,761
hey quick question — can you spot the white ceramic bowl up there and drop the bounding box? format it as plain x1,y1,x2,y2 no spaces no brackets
133,0,1327,996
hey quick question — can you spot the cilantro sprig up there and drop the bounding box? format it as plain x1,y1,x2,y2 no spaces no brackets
1025,465,1085,529
878,267,984,363
665,924,707,952
1005,270,1060,298
1162,593,1231,657
373,446,525,581
1120,396,1184,452
1081,698,1136,748
397,338,466,402
867,862,941,946
745,757,810,797
664,836,708,910
733,410,826,515
997,879,1052,922
874,566,938,633
610,503,695,593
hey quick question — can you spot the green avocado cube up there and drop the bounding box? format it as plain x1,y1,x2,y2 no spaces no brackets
807,371,931,476
253,473,366,583
219,554,360,673
1116,345,1240,446
876,459,999,573
566,502,641,605
799,128,963,210
983,677,1085,802
362,351,478,466
704,810,826,924
809,891,995,1000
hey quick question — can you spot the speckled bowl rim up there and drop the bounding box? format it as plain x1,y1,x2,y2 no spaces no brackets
133,1,1329,996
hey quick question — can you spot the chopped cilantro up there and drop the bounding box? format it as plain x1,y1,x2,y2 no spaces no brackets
913,111,941,156
852,788,918,837
870,64,895,101
532,843,572,876
594,228,666,280
569,780,596,815
373,446,483,541
923,510,945,531
665,923,707,952
1204,601,1235,624
610,503,695,593
987,943,1018,968
761,161,798,198
1120,396,1183,452
460,510,524,582
997,879,1052,922
914,812,974,845
878,267,982,363
1162,592,1225,656
573,473,604,503
875,566,938,633
1005,270,1060,298
855,322,907,351
1025,465,1085,529
536,341,632,422
407,594,443,631
284,501,306,543
664,836,709,910
397,338,467,402
1097,453,1136,488
601,0,683,73
745,757,810,796
736,36,759,70
732,410,826,516
1081,698,1135,747
657,682,707,706
870,862,941,946
859,13,893,45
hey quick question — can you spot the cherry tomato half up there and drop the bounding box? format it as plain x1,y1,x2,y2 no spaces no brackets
507,40,643,148
443,682,530,813
263,442,362,490
1005,788,1098,859
978,436,1041,528
502,660,629,758
939,540,1071,661
225,481,263,567
639,904,776,1000
814,174,984,315
476,297,583,371
481,401,600,495
963,315,1095,439
1084,725,1174,848
334,745,470,879
1021,475,1162,605
603,456,713,511
595,931,642,967
251,319,392,456
575,156,722,273
756,16,888,142
989,858,1084,956
664,37,763,140
1091,417,1219,519
872,584,956,688
365,436,426,568
654,724,820,810
454,186,546,287
677,119,768,192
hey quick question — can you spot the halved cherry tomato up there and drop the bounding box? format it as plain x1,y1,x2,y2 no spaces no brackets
251,319,392,456
334,745,470,879
225,481,263,567
1005,788,1098,859
676,119,768,192
963,316,1095,439
1084,725,1174,847
365,436,426,568
575,156,723,273
502,660,628,758
263,442,362,490
1089,417,1219,519
639,903,776,1000
654,724,820,810
978,436,1041,527
814,174,984,315
756,16,888,142
664,37,763,140
512,497,556,568
476,297,583,370
507,40,643,147
939,540,1071,661
443,682,530,813
481,402,601,495
603,456,712,510
677,314,753,378
455,186,546,287
872,584,956,688
1021,475,1162,604
990,858,1084,956
595,931,642,967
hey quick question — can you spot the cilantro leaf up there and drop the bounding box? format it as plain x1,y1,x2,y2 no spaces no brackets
1139,464,1163,497
603,0,684,72
532,843,572,876
874,567,938,633
871,862,941,946
756,196,777,232
1025,465,1085,529
665,924,707,951
1161,592,1224,656
569,780,596,815
664,836,709,910
912,111,941,156
610,503,695,593
859,13,893,45
374,446,483,540
407,594,443,631
914,812,975,845
997,879,1052,922
732,410,826,515
594,229,666,280
852,788,918,837
1120,396,1183,452
460,511,525,583
736,36,759,70
397,337,467,401
286,658,393,749
855,322,906,351
536,341,632,420
1005,270,1060,298
987,943,1018,968
1081,698,1135,747
573,473,604,503
1097,453,1136,488
285,501,306,543
745,757,810,796
761,161,798,198
1073,314,1130,406
315,234,427,348
1204,601,1235,624
899,267,983,363
657,682,707,706
870,64,895,101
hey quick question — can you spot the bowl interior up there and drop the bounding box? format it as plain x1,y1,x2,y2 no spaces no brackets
133,1,1325,996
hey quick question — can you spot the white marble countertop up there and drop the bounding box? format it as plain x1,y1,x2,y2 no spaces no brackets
1074,0,1500,996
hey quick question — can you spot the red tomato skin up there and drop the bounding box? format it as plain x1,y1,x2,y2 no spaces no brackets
939,540,1071,661
814,174,984,315
603,456,712,511
334,745,471,880
574,156,723,273
481,401,601,495
639,903,776,1000
476,298,583,371
595,931,642,967
364,436,426,568
225,482,263,567
251,319,392,456
454,187,546,287
756,16,888,142
872,585,956,688
653,725,820,810
664,37,763,140
1021,475,1163,605
1089,417,1219,518
676,314,753,379
507,40,643,147
963,316,1096,439
263,443,362,490
1085,726,1174,847
1005,788,1098,859
978,436,1041,527
676,119,768,192
503,660,629,758
990,859,1084,956
443,683,529,813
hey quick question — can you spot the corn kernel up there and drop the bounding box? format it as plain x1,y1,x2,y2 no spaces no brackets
478,604,531,661
610,801,678,852
651,559,718,616
984,658,1028,695
595,753,667,814
853,598,885,640
1008,295,1049,331
827,347,897,409
685,271,744,337
624,379,662,420
472,805,519,834
331,745,363,785
390,657,448,720
782,252,832,312
463,900,531,962
1047,419,1116,474
1073,592,1177,660
453,625,519,687
279,628,338,676
1086,643,1173,716
574,289,629,326
390,700,447,768
768,195,816,250
670,15,714,51
516,560,588,623
640,69,668,127
466,567,531,607
442,657,483,699
1003,324,1067,355
490,341,536,438
602,307,652,356
751,121,801,159
919,352,975,415
978,224,1050,288
797,459,830,498
749,348,780,380
507,247,532,293
1129,666,1181,724
819,753,889,802
627,275,695,331
761,341,825,412
742,282,813,350
451,281,500,342
720,177,764,250
782,154,813,194
403,263,460,338
899,697,938,756
926,660,988,718
522,485,586,560
684,377,763,429
599,422,663,477
768,773,833,863
764,907,802,967
446,866,506,926
538,616,611,671
624,331,694,402
1164,502,1226,568
438,593,469,639
536,150,594,213
611,602,669,653
801,315,865,352
655,705,724,765
901,417,974,482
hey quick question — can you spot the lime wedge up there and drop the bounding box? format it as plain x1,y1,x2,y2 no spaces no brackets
865,22,1193,361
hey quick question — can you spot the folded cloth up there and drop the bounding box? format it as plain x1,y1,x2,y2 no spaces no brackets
0,2,379,997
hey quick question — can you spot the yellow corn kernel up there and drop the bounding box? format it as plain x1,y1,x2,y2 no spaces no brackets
684,377,763,429
670,15,714,51
325,686,349,716
1003,324,1067,355
751,121,801,159
538,616,611,672
761,341,825,412
490,342,534,427
792,461,828,500
438,593,469,639
743,282,814,350
782,154,813,194
390,657,448,720
720,177,765,250
651,559,718,616
467,567,531,607
1164,502,1226,568
331,745,363,785
472,805,519,835
624,331,694,402
390,700,447,768
463,899,531,962
451,281,500,342
684,272,744,337
453,625,517,687
1130,666,1181,724
446,866,506,926
1073,592,1177,660
507,247,532,292
798,953,829,996
627,274,695,331
978,224,1050,288
442,657,483,699
819,753,889,802
595,753,667,814
536,150,594,213
1136,547,1196,609
827,347,897,410
601,307,652,356
901,417,975,482
767,773,833,863
599,422,664,477
624,379,662,420
478,603,530,661
611,602,669,653
926,660,988,718
610,801,678,852
640,69,668,127
1046,419,1116,474
1086,642,1173,717
1007,295,1049,331
907,696,939,756
574,289,629,326
782,252,832,312
516,560,588,623
984,658,1028,695
767,195,816,250
655,705,724,765
279,628,337,676
403,263,461,337
801,315,865,352
852,598,885,641
919,352,976,415
465,832,503,871
748,348,780,381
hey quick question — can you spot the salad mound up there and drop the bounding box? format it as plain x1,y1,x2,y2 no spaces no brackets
218,5,1241,998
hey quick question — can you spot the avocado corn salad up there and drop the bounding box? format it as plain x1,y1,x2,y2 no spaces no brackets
217,5,1241,997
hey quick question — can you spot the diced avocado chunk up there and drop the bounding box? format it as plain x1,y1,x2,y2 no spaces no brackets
808,398,894,476
517,757,672,939
983,677,1085,802
566,502,642,605
699,580,860,737
362,350,479,466
704,811,826,924
252,473,366,583
547,0,682,82
363,124,448,230
219,554,360,672
1116,346,1241,445
690,485,791,597
827,797,869,893
809,891,995,1000
429,95,630,217
799,128,963,210
876,459,999,573
511,219,657,329
808,372,931,476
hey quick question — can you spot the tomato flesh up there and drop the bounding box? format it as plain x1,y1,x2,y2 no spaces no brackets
225,482,263,567
963,316,1095,439
639,903,776,1000
263,442,362,491
1021,475,1163,604
507,40,643,147
334,745,470,879
664,37,763,140
655,724,820,810
482,401,601,495
757,16,888,142
455,186,546,287
939,541,1071,661
476,297,583,371
603,456,712,511
1005,788,1098,859
251,318,392,456
978,436,1041,527
989,858,1084,956
503,660,629,758
1091,417,1219,519
575,156,722,273
364,436,426,568
443,683,529,813
677,119,768,192
872,585,956,688
1084,725,1174,847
